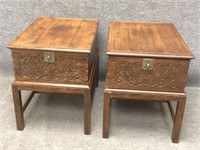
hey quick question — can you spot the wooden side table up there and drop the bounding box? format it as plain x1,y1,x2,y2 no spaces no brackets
7,17,99,135
103,21,194,143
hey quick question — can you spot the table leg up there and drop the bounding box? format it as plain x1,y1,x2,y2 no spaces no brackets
84,90,91,135
12,84,24,130
171,96,186,143
95,57,99,87
103,92,111,138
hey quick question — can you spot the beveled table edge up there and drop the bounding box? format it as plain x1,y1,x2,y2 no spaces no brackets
106,52,194,59
7,47,91,53
104,88,186,101
13,80,90,89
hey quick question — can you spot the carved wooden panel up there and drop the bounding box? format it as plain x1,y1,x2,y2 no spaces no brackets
12,50,89,84
107,57,190,92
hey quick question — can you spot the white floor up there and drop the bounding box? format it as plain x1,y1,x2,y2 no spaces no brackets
1,77,200,150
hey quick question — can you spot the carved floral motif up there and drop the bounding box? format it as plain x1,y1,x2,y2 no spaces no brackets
16,53,87,82
109,61,182,89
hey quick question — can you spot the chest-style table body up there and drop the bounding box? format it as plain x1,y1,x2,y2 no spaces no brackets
8,17,99,134
103,21,193,143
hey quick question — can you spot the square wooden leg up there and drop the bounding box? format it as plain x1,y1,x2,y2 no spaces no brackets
84,90,91,135
103,92,111,138
95,57,99,87
171,97,186,143
12,84,24,130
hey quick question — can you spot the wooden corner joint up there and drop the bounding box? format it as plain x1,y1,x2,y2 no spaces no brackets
22,91,36,113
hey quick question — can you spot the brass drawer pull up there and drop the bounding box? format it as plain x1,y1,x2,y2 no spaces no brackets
44,51,55,63
142,58,154,70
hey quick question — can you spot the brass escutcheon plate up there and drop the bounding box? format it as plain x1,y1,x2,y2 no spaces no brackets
142,58,154,70
44,51,55,63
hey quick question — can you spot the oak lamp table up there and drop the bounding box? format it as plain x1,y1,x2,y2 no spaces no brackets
103,21,194,143
7,17,99,135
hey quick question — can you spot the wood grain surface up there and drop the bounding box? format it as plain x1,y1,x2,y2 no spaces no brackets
11,50,89,84
8,16,99,135
103,21,193,143
106,56,190,92
7,16,99,53
107,22,193,59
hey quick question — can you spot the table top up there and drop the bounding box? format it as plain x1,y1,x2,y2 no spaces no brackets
7,17,99,53
107,21,193,59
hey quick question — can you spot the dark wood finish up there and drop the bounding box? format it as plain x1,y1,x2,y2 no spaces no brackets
84,90,91,134
167,101,175,123
7,17,99,52
11,50,89,84
107,56,190,92
11,54,98,134
103,90,186,143
103,21,193,143
8,17,99,135
107,22,193,59
103,92,111,138
172,97,186,143
104,89,186,101
94,56,99,87
12,85,24,130
23,91,35,113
